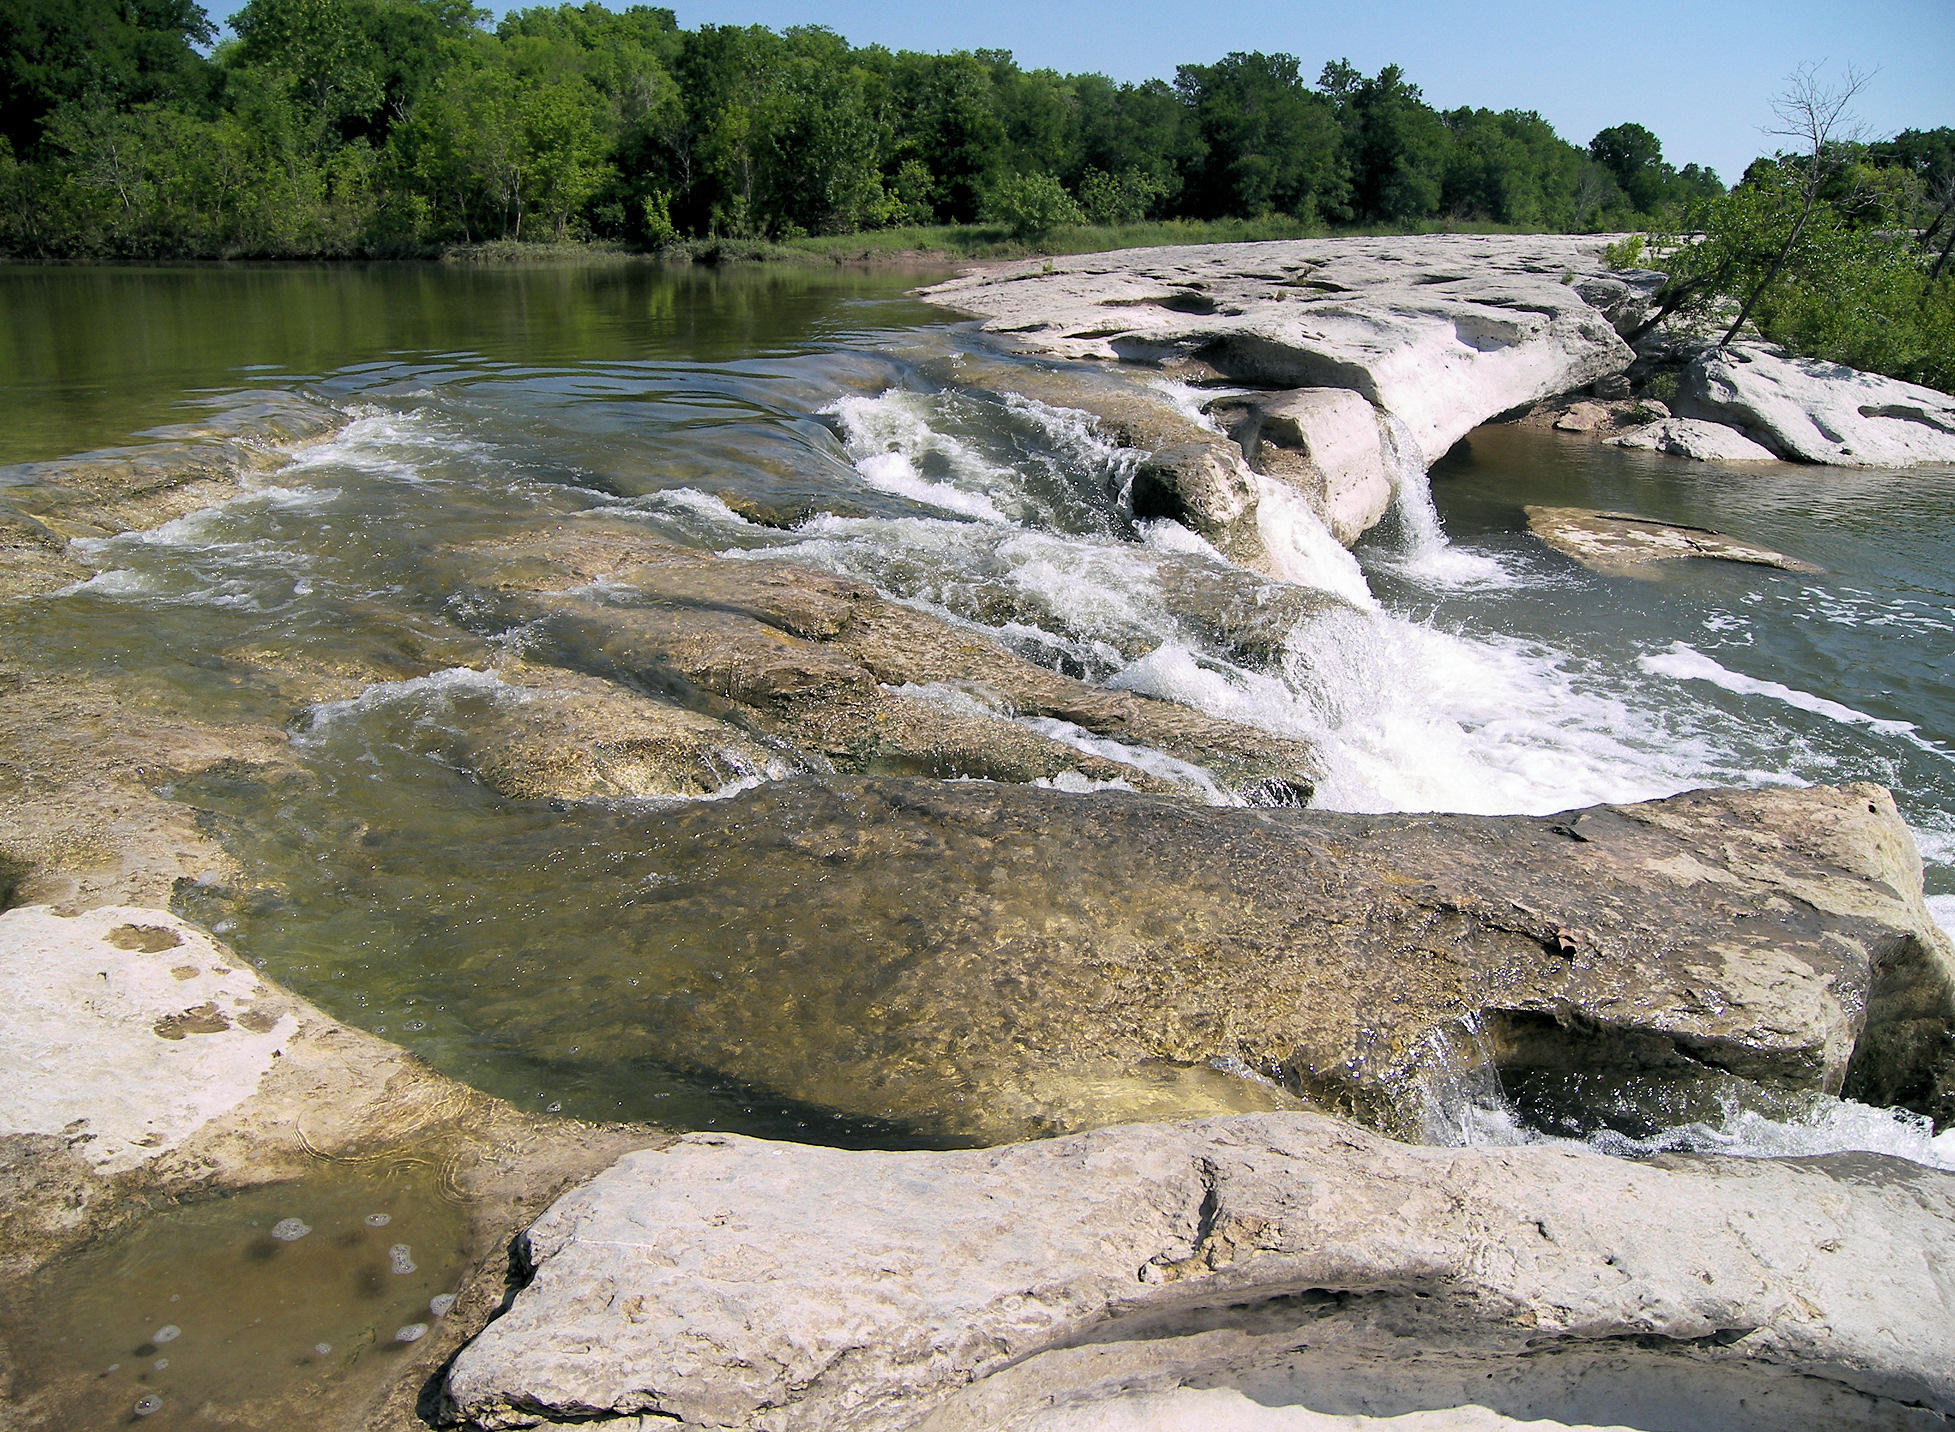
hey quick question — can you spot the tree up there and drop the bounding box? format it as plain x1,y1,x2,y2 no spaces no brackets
1176,52,1343,221
0,0,215,154
1717,62,1871,348
982,169,1080,239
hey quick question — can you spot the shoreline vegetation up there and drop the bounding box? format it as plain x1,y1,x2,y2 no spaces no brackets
0,215,1591,268
4,0,1947,386
3,0,1728,265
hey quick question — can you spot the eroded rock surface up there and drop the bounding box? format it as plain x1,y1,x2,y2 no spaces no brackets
445,517,1320,805
430,777,1955,1144
1675,343,1955,466
923,236,1636,471
1525,507,1818,579
443,1112,1955,1432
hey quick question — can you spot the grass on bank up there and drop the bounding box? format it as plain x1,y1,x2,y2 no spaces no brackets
433,215,1564,267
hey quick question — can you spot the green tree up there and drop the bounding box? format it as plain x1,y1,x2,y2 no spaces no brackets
0,0,214,154
1176,52,1343,220
981,168,1081,239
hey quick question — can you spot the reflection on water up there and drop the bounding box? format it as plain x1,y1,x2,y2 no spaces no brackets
11,1158,469,1430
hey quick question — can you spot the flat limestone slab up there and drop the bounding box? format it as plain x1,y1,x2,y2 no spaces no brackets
443,1112,1955,1432
1609,416,1779,462
923,236,1638,467
1524,507,1820,580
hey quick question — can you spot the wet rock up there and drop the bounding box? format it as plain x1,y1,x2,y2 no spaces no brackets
0,392,348,545
443,1111,1955,1432
0,903,661,1427
0,668,295,914
958,360,1278,567
1524,507,1819,580
452,777,1955,1144
1675,343,1955,466
442,663,802,802
449,518,1320,805
1610,416,1779,463
1213,387,1395,546
922,235,1635,472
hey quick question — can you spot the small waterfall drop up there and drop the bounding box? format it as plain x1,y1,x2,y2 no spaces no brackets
1374,413,1514,589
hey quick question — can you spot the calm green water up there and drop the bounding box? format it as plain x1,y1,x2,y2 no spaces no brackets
4,259,1954,1135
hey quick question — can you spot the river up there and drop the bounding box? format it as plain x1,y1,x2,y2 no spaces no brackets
5,258,1954,1142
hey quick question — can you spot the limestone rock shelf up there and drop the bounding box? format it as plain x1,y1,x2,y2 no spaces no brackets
444,1112,1955,1432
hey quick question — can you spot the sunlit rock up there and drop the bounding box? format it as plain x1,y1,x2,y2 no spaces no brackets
1610,415,1779,462
1524,506,1818,579
1210,386,1396,546
443,1111,1955,1432
1676,343,1955,466
922,235,1635,474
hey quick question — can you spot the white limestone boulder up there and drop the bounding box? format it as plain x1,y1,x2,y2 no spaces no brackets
1676,344,1955,466
924,236,1637,469
1609,417,1779,462
442,1112,1955,1432
1220,387,1397,546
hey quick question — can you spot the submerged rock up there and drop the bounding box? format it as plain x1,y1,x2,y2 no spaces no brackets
445,777,1955,1144
0,668,294,914
0,394,348,540
443,1111,1955,1432
1524,507,1819,579
1610,416,1780,462
1675,343,1955,466
447,517,1320,805
922,236,1635,474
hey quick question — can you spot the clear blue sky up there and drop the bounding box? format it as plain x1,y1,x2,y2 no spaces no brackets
208,0,1954,183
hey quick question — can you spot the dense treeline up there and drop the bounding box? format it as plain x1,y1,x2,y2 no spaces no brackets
0,0,1732,257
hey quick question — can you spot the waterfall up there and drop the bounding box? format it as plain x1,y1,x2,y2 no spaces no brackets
1374,412,1514,589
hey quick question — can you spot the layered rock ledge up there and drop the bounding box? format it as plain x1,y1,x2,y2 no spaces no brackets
442,1111,1955,1432
404,776,1955,1144
920,239,1955,559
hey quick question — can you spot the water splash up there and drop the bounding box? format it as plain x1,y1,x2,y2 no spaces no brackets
1413,1015,1955,1171
1371,413,1516,590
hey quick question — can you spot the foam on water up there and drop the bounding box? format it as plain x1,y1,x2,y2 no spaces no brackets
1251,475,1377,607
279,406,484,486
825,392,1017,523
1449,1087,1955,1172
294,666,519,747
1928,894,1955,940
1641,642,1953,761
1368,414,1516,591
1111,616,1734,817
1013,714,1241,805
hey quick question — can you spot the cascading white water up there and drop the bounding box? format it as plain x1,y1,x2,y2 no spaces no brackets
1372,413,1515,589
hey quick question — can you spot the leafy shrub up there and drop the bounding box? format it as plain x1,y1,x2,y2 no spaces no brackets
981,171,1083,241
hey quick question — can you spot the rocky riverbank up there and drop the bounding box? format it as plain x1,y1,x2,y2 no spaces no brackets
3,237,1953,1431
920,235,1955,560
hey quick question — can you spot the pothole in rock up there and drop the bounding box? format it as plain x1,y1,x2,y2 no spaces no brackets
6,1157,469,1431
